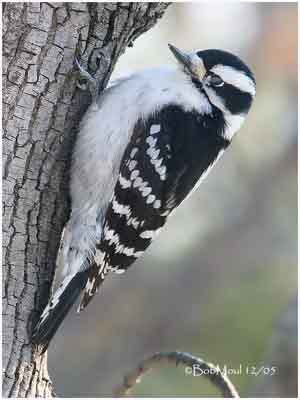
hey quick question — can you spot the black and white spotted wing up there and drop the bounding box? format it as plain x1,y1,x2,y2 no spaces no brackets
80,105,229,309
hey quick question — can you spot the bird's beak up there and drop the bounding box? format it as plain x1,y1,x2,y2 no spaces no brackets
168,44,206,81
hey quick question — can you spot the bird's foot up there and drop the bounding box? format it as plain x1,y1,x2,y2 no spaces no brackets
74,58,98,102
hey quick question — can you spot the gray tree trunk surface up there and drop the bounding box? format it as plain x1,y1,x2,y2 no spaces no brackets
2,2,169,397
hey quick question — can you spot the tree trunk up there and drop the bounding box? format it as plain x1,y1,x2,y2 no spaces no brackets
2,2,169,397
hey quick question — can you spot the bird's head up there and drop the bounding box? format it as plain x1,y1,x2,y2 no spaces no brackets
169,44,256,127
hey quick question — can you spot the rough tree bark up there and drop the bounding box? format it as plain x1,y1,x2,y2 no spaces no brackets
2,2,170,397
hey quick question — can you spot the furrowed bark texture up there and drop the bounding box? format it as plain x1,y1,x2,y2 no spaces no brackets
2,2,169,397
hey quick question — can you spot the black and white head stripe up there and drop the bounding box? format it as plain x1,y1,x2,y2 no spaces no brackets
181,48,257,142
197,49,255,115
80,105,230,309
167,45,255,141
210,65,256,97
204,65,255,117
197,49,256,88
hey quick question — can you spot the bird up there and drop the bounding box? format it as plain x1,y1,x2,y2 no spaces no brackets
32,44,256,352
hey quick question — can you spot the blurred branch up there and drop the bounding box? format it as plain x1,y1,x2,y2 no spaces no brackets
113,351,239,398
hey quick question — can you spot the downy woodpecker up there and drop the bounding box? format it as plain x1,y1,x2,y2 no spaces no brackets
32,45,256,352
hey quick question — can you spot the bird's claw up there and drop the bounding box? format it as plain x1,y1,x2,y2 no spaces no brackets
74,57,98,101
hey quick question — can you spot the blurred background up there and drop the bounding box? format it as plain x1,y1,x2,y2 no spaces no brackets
49,3,297,397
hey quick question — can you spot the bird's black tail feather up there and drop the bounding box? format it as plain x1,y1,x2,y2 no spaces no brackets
32,270,89,354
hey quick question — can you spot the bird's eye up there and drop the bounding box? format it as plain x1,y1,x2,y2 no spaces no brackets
208,74,224,87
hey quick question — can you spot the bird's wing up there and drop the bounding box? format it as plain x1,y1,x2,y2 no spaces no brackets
79,105,229,310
